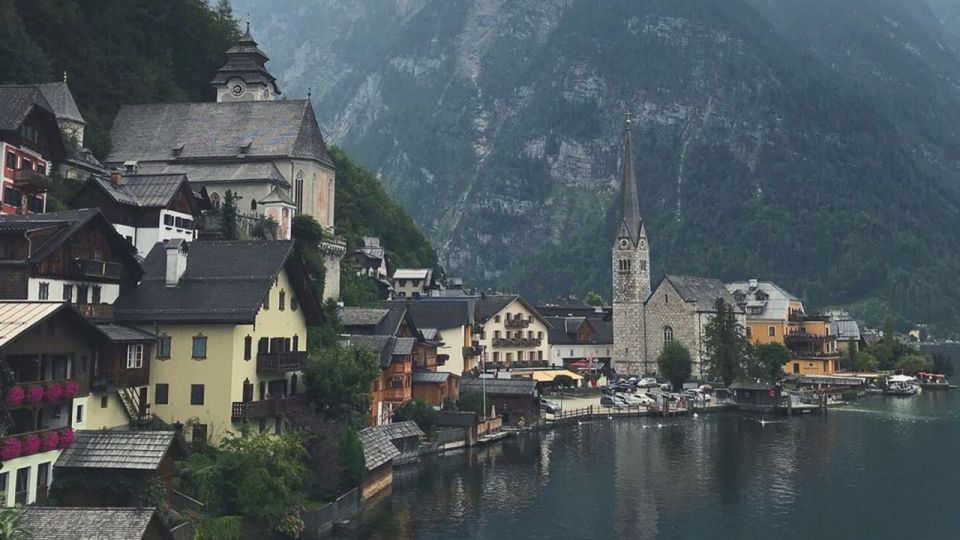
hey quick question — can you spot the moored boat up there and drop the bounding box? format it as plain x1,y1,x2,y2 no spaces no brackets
916,372,954,390
883,374,921,396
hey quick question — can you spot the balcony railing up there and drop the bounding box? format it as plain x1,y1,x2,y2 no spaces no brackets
72,258,124,280
72,303,113,321
785,333,835,345
788,311,830,323
462,345,483,358
381,388,409,401
231,394,306,420
256,351,307,373
93,368,148,390
492,337,542,348
12,169,49,194
504,318,530,329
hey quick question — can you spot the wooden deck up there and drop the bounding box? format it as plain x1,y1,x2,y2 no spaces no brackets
544,402,731,424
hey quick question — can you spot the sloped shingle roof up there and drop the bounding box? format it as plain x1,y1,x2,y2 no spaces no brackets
133,161,290,187
95,323,157,343
412,371,453,384
378,420,425,441
460,377,538,397
37,82,84,123
0,85,53,130
660,275,743,313
79,174,191,208
357,426,400,471
388,298,476,330
20,507,165,540
107,100,332,167
545,316,613,346
341,335,415,368
0,302,67,348
56,430,175,470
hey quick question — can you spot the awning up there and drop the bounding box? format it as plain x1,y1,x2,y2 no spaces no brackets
524,370,584,383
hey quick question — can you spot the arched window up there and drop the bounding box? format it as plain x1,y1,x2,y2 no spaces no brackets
664,326,674,343
251,199,258,211
210,192,221,208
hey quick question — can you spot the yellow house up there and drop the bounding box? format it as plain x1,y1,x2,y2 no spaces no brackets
113,239,322,444
727,279,839,376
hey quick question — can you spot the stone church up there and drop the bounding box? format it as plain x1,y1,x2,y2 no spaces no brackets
612,117,743,379
104,24,345,299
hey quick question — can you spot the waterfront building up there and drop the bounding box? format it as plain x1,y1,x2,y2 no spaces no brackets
726,279,840,375
356,423,425,499
545,315,613,368
69,172,207,257
459,377,539,425
112,239,322,445
827,310,861,354
611,115,651,376
104,25,344,298
341,334,415,426
474,294,551,370
387,297,481,376
0,85,67,216
53,430,180,507
411,371,460,408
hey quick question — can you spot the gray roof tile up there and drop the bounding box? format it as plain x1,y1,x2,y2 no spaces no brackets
20,507,163,540
412,371,453,384
56,430,175,470
37,82,84,123
660,275,743,312
95,324,157,343
357,426,401,470
460,377,538,397
378,420,425,441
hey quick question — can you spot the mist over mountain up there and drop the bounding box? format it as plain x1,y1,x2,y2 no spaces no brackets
235,0,960,334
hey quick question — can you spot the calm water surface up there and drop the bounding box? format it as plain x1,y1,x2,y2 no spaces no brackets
358,388,960,539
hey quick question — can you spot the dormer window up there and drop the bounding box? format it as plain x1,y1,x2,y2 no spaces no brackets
237,140,253,157
172,143,184,157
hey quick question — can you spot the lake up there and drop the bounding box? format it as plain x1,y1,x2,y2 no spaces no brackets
357,387,960,539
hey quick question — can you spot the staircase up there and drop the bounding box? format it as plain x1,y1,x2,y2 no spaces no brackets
117,387,152,428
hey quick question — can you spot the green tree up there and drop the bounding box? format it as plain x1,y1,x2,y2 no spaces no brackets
0,503,28,540
855,351,879,372
866,342,895,370
746,343,791,383
895,353,934,374
583,291,604,307
304,344,380,422
338,427,366,491
657,341,693,391
702,298,749,386
340,260,380,307
177,431,307,529
392,399,438,435
220,190,240,241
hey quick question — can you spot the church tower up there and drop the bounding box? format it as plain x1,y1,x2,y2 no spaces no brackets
612,114,651,376
211,22,282,103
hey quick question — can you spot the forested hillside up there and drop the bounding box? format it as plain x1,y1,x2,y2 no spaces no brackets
0,0,436,274
235,0,960,336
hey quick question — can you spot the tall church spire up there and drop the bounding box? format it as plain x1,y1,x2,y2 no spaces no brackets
211,22,282,102
619,113,642,244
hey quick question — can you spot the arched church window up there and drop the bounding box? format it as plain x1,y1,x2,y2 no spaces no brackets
210,192,221,208
250,199,258,211
664,326,674,343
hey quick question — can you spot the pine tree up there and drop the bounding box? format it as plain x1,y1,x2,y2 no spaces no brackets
703,297,749,386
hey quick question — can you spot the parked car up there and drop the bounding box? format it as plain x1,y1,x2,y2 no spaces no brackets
601,386,615,396
683,389,712,402
601,395,628,409
659,382,672,391
638,394,656,406
540,398,562,413
637,377,659,389
616,393,643,406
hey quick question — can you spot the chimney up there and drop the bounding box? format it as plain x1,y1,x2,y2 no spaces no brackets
164,239,188,287
109,168,124,187
749,278,758,290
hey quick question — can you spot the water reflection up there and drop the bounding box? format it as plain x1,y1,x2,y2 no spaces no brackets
355,391,960,539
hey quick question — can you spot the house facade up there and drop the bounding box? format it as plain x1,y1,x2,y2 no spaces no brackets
391,268,435,298
474,295,551,370
546,315,613,367
112,240,321,444
727,279,840,376
0,85,68,217
70,172,204,257
389,298,481,376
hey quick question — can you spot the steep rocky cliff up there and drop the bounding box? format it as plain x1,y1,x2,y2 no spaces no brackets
236,0,960,333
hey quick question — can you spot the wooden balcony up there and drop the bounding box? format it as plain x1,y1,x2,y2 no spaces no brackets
72,258,124,280
492,337,541,348
256,351,307,373
231,394,306,420
504,318,530,329
381,387,409,402
462,345,484,358
12,169,49,194
93,367,149,390
72,303,113,321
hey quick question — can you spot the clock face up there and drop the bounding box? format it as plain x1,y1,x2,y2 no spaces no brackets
619,238,630,249
231,81,245,97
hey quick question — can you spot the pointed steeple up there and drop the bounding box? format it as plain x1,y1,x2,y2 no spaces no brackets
618,113,642,244
211,22,281,101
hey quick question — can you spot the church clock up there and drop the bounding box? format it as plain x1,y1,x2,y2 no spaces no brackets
619,238,630,249
230,80,246,97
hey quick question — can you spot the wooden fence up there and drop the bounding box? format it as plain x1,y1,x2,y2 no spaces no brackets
304,487,361,537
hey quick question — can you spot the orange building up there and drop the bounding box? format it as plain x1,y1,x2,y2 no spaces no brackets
727,279,839,376
342,335,414,426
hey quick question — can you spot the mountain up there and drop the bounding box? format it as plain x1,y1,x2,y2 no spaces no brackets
234,0,960,334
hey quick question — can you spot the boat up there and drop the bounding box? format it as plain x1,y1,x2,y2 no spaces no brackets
883,374,921,396
915,372,955,390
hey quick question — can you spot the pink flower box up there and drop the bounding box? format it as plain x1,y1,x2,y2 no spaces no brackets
5,386,25,407
1,438,21,460
21,434,40,456
42,431,60,451
63,380,79,398
26,385,44,405
44,382,64,402
59,428,75,449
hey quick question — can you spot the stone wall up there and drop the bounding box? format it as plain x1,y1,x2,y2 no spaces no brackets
611,223,651,376
644,280,700,376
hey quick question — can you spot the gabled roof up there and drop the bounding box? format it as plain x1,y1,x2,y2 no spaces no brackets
412,371,456,384
106,100,332,167
37,82,84,124
725,280,799,321
340,306,411,337
387,298,476,330
460,377,538,397
340,308,389,328
19,507,170,540
113,240,322,325
653,275,743,313
378,420,425,441
72,174,197,211
0,84,54,130
56,430,176,470
545,316,613,346
340,334,416,368
94,323,157,344
0,302,66,348
392,268,432,280
476,294,551,327
0,208,142,276
357,426,401,471
211,26,281,94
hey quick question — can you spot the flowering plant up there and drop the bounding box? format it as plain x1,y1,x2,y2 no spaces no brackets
59,427,76,448
4,386,25,407
26,385,44,404
42,430,60,451
0,438,21,460
63,380,80,398
45,382,64,402
22,434,40,455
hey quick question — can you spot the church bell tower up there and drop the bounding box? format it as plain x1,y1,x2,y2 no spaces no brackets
612,114,651,376
211,22,282,103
